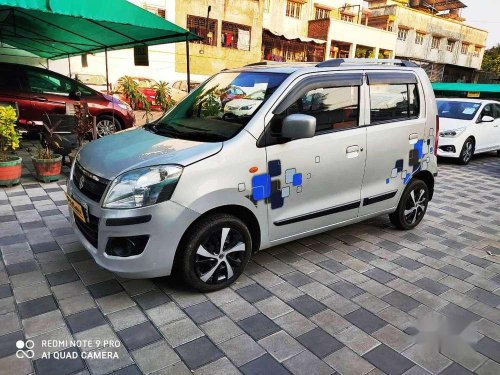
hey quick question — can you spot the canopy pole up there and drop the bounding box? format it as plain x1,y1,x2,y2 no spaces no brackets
46,58,49,70
67,55,71,77
186,36,191,93
105,47,110,94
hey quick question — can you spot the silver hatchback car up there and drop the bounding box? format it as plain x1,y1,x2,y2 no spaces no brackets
67,59,438,291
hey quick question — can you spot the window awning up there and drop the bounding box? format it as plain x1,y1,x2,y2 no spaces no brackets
265,29,326,45
0,0,199,60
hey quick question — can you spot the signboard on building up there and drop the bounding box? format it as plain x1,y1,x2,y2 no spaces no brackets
134,45,149,66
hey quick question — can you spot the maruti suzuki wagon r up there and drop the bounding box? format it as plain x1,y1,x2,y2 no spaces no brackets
67,59,439,291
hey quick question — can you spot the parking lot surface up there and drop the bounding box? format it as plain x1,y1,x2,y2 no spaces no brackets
1,145,499,375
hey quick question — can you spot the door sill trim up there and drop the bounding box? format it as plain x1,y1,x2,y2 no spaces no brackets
273,201,361,226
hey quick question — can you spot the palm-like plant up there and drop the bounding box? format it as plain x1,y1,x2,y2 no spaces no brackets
117,76,148,110
153,81,175,113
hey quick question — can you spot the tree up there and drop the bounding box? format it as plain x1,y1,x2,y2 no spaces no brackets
481,44,500,74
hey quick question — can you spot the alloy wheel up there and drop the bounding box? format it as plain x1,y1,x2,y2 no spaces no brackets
403,187,427,226
194,227,247,284
462,141,473,163
96,119,117,137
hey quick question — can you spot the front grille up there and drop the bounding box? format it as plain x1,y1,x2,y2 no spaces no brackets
74,213,99,248
73,162,109,202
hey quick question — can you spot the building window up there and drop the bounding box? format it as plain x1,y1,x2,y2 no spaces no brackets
286,1,302,19
144,5,166,19
315,7,330,20
221,21,251,50
473,46,482,57
431,36,440,49
370,84,420,124
397,28,408,41
415,33,425,45
447,40,455,52
461,43,469,54
187,15,217,46
264,0,270,13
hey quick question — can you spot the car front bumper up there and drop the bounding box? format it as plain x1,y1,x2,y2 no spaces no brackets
67,180,199,278
437,137,462,158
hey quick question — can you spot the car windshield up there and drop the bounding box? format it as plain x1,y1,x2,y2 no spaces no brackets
152,71,288,142
77,74,107,85
437,100,481,120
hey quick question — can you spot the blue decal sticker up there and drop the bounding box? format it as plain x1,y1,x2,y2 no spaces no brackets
395,159,404,172
292,173,302,187
404,174,411,185
386,178,390,184
281,186,290,198
268,160,281,177
252,174,271,201
415,139,424,159
285,168,296,184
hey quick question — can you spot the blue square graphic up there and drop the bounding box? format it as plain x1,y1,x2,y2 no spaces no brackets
252,174,271,201
285,168,296,184
268,160,281,177
292,173,302,187
386,178,390,184
415,139,424,159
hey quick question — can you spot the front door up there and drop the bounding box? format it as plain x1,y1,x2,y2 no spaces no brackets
263,73,367,241
360,71,429,217
476,103,500,151
24,67,78,121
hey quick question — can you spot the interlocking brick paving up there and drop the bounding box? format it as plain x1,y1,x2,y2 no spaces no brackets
1,142,500,375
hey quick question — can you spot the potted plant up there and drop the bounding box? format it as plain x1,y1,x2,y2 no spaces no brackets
31,146,62,183
153,81,175,113
0,105,21,186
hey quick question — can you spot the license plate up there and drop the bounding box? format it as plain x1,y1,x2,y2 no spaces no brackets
66,193,87,223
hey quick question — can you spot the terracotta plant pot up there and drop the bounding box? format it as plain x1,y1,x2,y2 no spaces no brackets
32,154,62,183
0,156,22,186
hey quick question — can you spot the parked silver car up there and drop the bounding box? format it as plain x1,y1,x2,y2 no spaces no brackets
67,59,438,291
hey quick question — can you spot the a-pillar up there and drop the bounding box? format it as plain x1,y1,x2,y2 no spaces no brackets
374,47,380,59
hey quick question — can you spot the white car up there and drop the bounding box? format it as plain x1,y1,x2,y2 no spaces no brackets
437,99,500,164
223,90,265,119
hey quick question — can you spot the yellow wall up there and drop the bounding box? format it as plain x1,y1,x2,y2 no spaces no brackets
175,0,263,76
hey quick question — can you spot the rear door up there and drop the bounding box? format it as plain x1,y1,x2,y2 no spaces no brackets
264,72,367,241
0,64,33,125
359,71,429,217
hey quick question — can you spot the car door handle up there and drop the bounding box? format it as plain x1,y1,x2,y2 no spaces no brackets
346,145,362,158
33,96,48,102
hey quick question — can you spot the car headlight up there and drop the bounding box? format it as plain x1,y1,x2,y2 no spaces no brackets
240,105,254,111
439,128,465,137
117,102,132,111
103,165,183,209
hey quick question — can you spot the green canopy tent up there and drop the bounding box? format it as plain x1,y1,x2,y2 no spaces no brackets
0,0,199,91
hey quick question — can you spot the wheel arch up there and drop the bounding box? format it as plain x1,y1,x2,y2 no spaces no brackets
412,170,435,200
172,204,262,272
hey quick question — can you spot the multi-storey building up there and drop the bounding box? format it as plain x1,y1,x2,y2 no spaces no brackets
46,0,488,84
365,0,488,82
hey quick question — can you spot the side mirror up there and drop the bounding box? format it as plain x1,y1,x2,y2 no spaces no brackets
281,114,316,140
481,115,494,123
70,90,81,100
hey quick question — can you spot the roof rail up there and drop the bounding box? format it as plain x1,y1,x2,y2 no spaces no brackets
244,61,278,67
316,58,418,68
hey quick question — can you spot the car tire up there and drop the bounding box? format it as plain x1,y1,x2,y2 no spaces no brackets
180,214,253,292
458,137,474,165
96,115,122,138
389,179,429,230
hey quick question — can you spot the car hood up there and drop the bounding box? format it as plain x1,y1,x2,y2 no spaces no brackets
439,117,471,131
226,98,260,109
77,128,222,179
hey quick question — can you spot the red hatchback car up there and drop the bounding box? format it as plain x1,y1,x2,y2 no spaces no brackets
0,62,135,136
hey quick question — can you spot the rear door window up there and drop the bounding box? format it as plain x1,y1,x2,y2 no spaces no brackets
367,72,420,125
0,65,22,91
